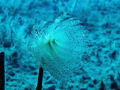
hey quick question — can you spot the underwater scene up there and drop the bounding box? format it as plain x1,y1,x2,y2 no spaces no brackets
0,0,120,90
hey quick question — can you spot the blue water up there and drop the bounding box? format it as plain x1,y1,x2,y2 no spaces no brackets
0,0,120,90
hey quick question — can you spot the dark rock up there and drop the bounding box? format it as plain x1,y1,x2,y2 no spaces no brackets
9,72,15,76
46,76,50,81
1,17,7,22
11,79,17,81
106,30,111,34
22,82,25,85
81,88,87,90
68,85,73,89
47,85,56,90
24,87,32,90
13,64,19,68
29,65,36,70
6,77,10,82
102,22,110,29
28,24,33,31
3,41,11,48
93,79,97,85
110,75,114,81
82,75,91,80
45,80,56,84
116,30,120,34
99,81,105,90
64,0,69,2
89,84,94,88
110,82,118,89
33,72,38,75
43,1,50,6
18,17,24,25
110,50,117,60
0,6,3,13
12,52,18,58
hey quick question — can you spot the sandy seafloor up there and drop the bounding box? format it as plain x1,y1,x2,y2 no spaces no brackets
0,0,120,90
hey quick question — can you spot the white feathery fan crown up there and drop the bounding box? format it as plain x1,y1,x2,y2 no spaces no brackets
28,15,89,82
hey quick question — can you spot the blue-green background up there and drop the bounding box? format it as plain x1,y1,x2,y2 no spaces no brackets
0,0,120,90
